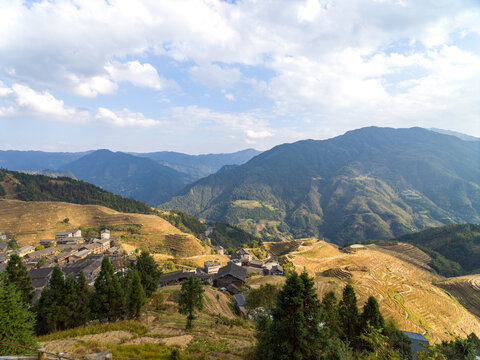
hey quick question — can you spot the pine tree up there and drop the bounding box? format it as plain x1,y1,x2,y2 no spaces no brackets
91,257,125,321
63,274,77,329
178,275,204,330
6,254,34,304
36,266,66,333
299,270,326,358
322,291,342,337
135,251,162,297
126,270,146,319
265,271,307,360
361,296,385,332
75,271,90,327
338,284,360,342
0,281,38,355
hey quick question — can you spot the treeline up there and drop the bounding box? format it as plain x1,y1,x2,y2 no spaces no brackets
252,271,480,360
157,209,205,235
396,224,480,275
0,169,153,214
209,222,262,250
0,252,161,353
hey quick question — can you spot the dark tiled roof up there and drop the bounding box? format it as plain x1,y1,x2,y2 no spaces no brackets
0,243,8,250
227,283,241,294
214,262,247,282
234,294,246,307
159,270,193,283
29,267,54,280
401,331,428,343
32,278,49,288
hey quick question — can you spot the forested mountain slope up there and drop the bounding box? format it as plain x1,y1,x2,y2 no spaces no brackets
163,127,480,244
61,150,188,206
0,169,153,214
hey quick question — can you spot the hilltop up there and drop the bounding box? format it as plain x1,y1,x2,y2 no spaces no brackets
163,127,480,244
0,169,153,214
0,199,207,256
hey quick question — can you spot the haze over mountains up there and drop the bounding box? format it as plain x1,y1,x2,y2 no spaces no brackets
0,148,261,206
163,127,480,244
1,127,480,244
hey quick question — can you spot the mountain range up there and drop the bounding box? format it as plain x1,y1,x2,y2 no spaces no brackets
163,127,480,244
0,148,261,206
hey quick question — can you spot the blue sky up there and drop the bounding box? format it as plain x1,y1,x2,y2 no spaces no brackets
1,0,480,153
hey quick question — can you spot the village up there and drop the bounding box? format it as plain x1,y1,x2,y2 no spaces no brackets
0,229,284,317
0,229,135,303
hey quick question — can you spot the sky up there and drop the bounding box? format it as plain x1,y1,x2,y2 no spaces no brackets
0,0,480,154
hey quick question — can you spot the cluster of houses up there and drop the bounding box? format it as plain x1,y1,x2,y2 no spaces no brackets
0,229,134,302
158,248,284,317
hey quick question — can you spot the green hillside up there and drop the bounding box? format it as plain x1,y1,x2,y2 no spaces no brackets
163,127,480,244
60,149,188,206
395,224,480,275
0,169,153,214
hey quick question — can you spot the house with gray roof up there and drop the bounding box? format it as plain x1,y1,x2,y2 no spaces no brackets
214,262,247,288
401,331,429,359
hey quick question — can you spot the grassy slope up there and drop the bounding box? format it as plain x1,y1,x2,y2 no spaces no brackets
0,199,207,256
38,285,254,360
286,239,480,343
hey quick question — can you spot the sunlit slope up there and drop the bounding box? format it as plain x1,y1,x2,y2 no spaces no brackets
0,199,207,256
437,275,480,318
287,240,480,343
163,127,480,244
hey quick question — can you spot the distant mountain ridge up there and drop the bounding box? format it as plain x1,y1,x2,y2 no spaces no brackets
163,127,480,244
60,150,188,206
135,148,261,181
0,148,261,205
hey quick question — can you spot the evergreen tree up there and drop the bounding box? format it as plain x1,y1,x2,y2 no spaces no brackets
36,266,66,333
361,296,385,332
0,281,38,355
299,270,326,358
63,274,77,329
322,291,342,337
75,271,90,327
264,271,307,360
6,254,34,304
135,251,162,297
91,257,125,321
178,275,204,330
339,284,360,342
126,270,146,319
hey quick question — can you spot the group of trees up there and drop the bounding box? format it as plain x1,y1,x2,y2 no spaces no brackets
0,250,162,351
253,272,413,360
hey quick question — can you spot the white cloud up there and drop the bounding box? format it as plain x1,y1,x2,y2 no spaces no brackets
246,129,273,139
105,61,168,90
96,108,160,128
1,0,480,144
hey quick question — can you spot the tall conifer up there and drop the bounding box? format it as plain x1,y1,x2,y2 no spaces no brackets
338,284,360,342
91,257,125,321
6,254,34,304
0,282,38,355
75,271,90,327
126,270,146,319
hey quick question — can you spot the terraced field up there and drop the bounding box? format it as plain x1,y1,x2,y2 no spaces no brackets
0,199,207,256
265,239,302,256
367,242,433,273
437,276,480,318
288,240,480,343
